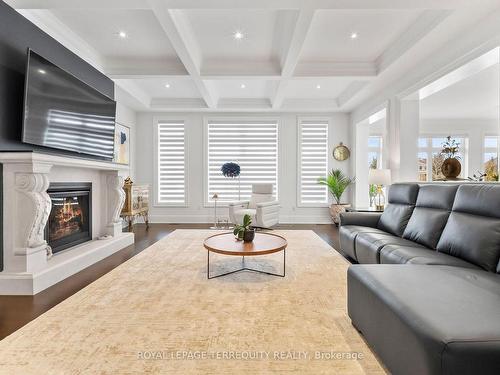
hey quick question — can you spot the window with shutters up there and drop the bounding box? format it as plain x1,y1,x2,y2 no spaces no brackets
298,118,329,206
155,120,187,206
206,119,278,204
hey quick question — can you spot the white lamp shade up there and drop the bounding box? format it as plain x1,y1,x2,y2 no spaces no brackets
368,169,391,185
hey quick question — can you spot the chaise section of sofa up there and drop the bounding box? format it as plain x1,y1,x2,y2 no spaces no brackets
343,183,500,375
348,265,500,375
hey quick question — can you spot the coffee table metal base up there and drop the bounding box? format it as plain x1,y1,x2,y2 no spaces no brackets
207,250,286,279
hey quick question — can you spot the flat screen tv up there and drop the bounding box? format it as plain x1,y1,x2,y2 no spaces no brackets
22,49,116,160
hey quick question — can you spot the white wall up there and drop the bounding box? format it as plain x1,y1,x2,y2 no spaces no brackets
134,112,351,224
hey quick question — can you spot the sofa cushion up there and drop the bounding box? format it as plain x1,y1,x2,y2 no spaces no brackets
380,245,481,270
377,184,419,236
414,184,459,210
348,265,500,375
339,225,389,260
402,208,450,249
437,212,500,272
402,185,458,249
436,185,500,273
355,232,424,264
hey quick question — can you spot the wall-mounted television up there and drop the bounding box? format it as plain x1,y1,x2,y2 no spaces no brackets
22,49,116,160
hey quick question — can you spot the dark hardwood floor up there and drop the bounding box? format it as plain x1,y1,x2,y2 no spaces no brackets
0,223,340,340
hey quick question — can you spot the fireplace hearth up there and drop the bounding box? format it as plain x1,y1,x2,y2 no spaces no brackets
45,182,92,254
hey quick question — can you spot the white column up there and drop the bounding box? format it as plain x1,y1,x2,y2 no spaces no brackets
354,119,370,207
398,98,420,182
3,162,53,273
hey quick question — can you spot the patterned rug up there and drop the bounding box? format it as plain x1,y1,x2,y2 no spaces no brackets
0,230,385,374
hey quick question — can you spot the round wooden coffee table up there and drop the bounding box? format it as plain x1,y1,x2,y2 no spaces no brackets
203,232,287,279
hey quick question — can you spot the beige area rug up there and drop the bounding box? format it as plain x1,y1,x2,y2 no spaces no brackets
0,230,385,374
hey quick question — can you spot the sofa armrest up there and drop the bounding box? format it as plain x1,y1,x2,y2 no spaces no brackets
256,200,279,208
340,212,382,228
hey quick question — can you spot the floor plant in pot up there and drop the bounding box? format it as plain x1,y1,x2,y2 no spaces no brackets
318,169,355,226
233,214,255,242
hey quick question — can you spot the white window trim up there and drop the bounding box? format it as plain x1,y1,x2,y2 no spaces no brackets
296,116,330,208
482,133,499,173
203,116,280,207
153,116,189,208
368,134,383,169
417,134,469,181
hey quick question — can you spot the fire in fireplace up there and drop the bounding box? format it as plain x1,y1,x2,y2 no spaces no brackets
45,183,92,254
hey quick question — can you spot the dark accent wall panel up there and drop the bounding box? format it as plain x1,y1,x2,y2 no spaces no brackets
0,1,114,151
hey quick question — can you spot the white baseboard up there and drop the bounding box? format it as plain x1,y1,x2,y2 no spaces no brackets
149,214,333,225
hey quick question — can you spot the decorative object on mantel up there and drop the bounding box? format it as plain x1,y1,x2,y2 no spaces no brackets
210,193,219,229
440,136,461,179
121,177,149,230
318,169,355,226
368,169,391,211
114,123,130,165
333,142,350,161
221,162,241,200
233,214,255,242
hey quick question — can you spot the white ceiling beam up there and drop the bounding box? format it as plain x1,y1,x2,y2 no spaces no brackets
281,98,339,110
201,61,281,80
150,98,207,109
149,1,218,108
6,0,471,10
294,62,377,78
272,8,315,109
113,80,152,108
336,81,369,107
376,9,452,73
104,59,187,79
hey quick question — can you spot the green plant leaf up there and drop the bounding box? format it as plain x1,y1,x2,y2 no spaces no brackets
317,169,355,204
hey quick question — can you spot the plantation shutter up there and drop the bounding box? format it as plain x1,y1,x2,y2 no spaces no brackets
157,120,186,205
298,119,328,205
207,119,278,202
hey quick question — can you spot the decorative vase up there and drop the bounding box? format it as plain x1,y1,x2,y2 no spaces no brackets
329,204,351,226
243,228,255,242
441,158,461,179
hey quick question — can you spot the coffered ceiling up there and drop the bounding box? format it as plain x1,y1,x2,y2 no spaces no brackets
5,0,500,112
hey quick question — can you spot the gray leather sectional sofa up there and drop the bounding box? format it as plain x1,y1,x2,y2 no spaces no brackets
340,183,500,375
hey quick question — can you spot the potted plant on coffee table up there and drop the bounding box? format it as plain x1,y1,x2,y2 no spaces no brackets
233,214,255,242
318,169,355,226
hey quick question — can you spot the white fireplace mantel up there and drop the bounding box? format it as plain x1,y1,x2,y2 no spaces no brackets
0,152,134,295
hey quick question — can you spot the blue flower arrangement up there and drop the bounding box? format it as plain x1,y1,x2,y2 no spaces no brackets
221,162,240,178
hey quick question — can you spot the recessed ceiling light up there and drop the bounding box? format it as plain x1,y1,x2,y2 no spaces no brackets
316,84,321,89
165,83,170,88
37,69,46,74
350,32,358,39
118,31,127,39
240,83,246,89
233,30,245,40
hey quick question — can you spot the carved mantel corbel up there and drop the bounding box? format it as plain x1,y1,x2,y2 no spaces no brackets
106,174,126,236
14,172,52,256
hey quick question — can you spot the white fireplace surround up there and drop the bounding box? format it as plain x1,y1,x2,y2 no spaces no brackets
0,152,134,295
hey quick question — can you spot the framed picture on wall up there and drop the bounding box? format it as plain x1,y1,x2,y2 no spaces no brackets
114,123,130,165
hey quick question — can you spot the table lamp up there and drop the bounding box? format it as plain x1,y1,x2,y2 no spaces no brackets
368,169,391,210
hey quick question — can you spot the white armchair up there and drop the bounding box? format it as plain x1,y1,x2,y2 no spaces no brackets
228,184,279,228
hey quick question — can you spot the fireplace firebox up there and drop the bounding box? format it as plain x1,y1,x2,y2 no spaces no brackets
45,183,92,254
